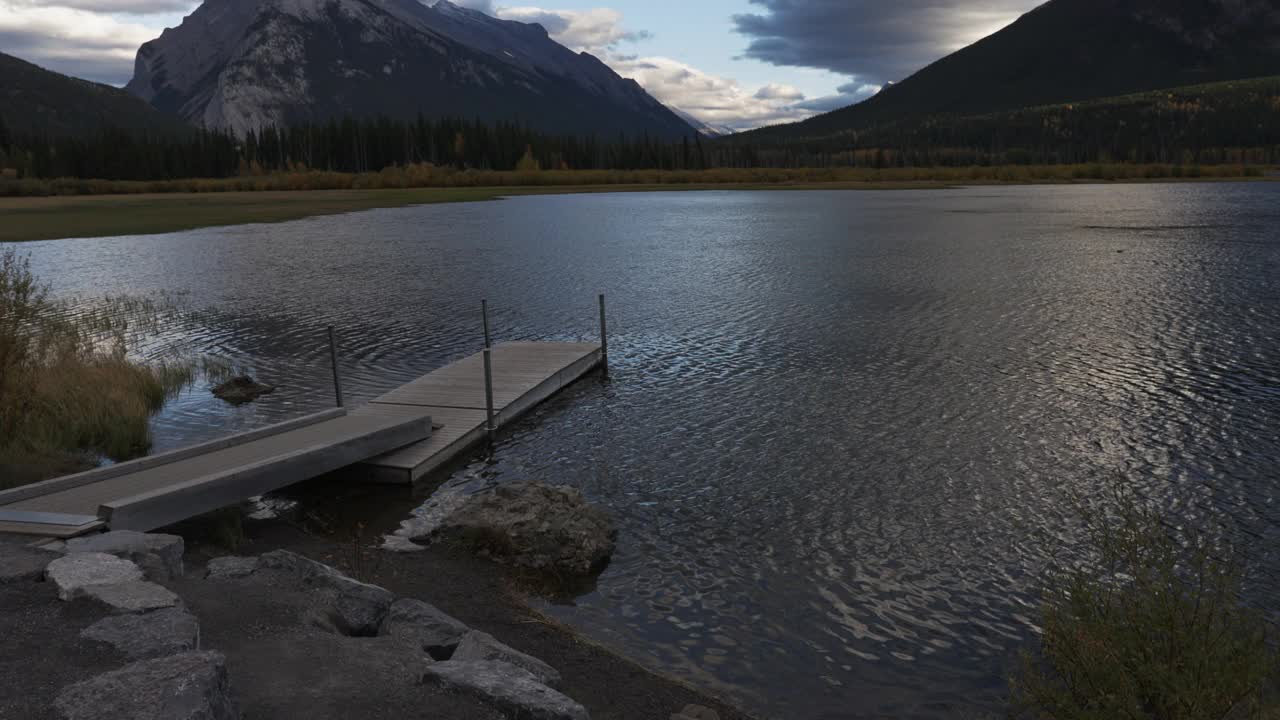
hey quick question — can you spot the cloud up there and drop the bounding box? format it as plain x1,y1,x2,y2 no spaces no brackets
479,4,875,131
733,0,1039,85
496,6,650,53
606,55,877,132
754,83,804,101
7,0,190,14
0,1,164,83
449,0,495,12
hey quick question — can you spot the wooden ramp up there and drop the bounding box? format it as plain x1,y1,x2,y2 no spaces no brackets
358,341,603,484
0,408,432,538
0,341,602,537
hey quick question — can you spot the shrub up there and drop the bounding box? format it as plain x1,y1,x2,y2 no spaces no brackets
0,250,196,487
1012,489,1279,719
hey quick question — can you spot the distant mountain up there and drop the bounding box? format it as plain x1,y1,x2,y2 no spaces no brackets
671,108,736,138
0,52,190,137
744,0,1280,141
126,0,694,139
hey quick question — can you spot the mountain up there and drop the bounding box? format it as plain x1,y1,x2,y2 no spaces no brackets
0,52,190,138
745,0,1280,140
671,108,736,138
126,0,694,138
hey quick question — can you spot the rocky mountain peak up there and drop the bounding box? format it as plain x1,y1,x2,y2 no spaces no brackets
126,0,692,138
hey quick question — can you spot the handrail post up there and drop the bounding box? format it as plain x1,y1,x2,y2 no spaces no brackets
483,348,496,443
481,299,492,349
598,293,609,379
327,325,344,408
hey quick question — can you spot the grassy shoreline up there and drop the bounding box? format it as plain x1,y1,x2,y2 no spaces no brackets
1,173,1274,243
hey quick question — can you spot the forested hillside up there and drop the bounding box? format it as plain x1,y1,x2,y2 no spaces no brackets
746,0,1280,142
720,76,1280,168
0,52,189,138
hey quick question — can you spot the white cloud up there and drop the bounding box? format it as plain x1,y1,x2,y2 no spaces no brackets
492,6,875,131
0,1,162,83
8,0,190,13
496,6,649,53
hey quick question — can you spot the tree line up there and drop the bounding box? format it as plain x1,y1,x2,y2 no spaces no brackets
1,76,1277,182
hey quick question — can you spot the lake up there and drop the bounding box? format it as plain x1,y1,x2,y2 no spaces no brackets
10,183,1280,718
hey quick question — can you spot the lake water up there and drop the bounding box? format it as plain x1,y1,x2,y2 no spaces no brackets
9,184,1280,719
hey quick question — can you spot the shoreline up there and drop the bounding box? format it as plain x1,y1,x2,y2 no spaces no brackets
1,174,1273,243
0,515,756,720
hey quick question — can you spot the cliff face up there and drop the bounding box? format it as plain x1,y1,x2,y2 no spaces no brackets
126,0,693,138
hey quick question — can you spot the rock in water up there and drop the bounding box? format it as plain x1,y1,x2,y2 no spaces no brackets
54,651,238,720
211,376,275,405
412,482,617,576
66,531,185,581
425,660,588,720
45,553,144,600
82,608,200,660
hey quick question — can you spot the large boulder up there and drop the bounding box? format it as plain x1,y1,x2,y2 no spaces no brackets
82,608,200,660
410,482,617,576
332,579,394,637
378,598,471,658
66,531,185,581
53,651,237,720
425,660,588,720
45,553,143,600
257,550,394,637
452,630,560,685
83,581,180,614
256,550,342,583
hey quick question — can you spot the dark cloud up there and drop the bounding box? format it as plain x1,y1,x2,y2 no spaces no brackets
733,0,1039,85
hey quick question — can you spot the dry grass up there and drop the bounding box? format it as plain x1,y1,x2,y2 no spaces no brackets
0,250,197,488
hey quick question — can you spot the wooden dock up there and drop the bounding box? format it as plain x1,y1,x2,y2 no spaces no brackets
357,341,602,484
0,340,603,538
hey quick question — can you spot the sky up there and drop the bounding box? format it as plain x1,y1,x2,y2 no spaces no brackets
0,0,1043,130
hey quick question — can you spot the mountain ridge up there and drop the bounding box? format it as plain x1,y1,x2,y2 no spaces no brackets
127,0,694,138
742,0,1280,141
0,52,191,138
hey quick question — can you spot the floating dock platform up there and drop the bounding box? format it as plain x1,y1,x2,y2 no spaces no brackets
0,340,603,537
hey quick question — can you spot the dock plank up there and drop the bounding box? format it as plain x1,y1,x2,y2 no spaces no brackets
362,341,602,483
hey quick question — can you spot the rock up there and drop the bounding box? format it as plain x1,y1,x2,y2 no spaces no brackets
205,556,259,580
82,608,200,660
257,549,341,583
45,553,144,600
672,705,720,720
53,650,237,720
256,550,394,637
0,545,52,584
84,581,180,614
410,482,617,576
66,531,185,581
425,660,588,720
378,598,471,658
212,376,275,405
453,630,560,685
332,579,394,637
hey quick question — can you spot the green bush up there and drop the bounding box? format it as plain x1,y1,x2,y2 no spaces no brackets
1012,490,1279,719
